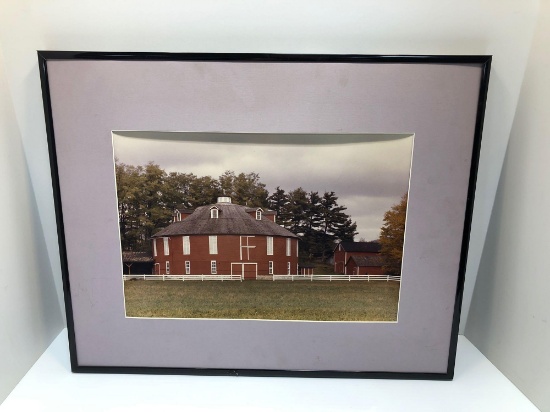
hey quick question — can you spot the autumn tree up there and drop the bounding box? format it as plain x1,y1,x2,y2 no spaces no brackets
379,194,408,276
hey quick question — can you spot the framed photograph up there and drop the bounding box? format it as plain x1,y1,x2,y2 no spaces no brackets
38,51,491,379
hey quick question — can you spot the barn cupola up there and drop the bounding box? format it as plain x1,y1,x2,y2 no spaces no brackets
217,196,232,204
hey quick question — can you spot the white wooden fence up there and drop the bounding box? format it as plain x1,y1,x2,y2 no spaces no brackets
272,274,400,282
123,274,399,282
123,274,242,281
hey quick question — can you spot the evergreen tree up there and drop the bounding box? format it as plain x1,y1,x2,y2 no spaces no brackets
316,191,358,259
267,187,290,227
287,188,309,236
300,191,323,258
333,217,358,242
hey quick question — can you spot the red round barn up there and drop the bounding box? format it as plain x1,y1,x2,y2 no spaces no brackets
151,197,299,279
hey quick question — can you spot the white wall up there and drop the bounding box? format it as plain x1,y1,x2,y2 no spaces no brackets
465,2,550,410
0,0,541,405
0,49,64,403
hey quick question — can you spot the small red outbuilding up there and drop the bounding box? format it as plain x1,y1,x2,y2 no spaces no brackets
333,241,381,274
345,255,385,276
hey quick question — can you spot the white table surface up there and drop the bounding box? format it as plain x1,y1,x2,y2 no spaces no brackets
1,329,539,411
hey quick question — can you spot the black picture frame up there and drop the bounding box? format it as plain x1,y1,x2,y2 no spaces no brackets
38,51,491,380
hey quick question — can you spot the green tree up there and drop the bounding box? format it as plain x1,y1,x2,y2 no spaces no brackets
163,171,197,209
300,191,323,258
333,216,358,242
287,187,309,235
140,162,173,242
379,194,408,275
281,189,357,261
317,191,358,259
267,186,291,227
218,170,235,198
218,171,269,207
187,175,221,207
115,161,174,252
116,161,143,251
233,172,269,207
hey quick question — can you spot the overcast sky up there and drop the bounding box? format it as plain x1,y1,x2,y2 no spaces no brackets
113,132,413,240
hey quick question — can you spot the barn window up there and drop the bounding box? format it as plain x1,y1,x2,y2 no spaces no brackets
209,236,218,254
163,237,169,255
210,207,219,219
268,261,273,275
185,261,190,275
240,236,255,260
183,236,190,255
256,209,262,220
287,262,291,275
211,260,217,274
266,236,273,255
153,239,157,257
174,210,181,222
165,261,170,274
286,238,291,256
296,240,299,257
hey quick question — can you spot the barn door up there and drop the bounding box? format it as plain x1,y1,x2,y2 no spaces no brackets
231,263,257,280
231,263,243,280
242,264,257,280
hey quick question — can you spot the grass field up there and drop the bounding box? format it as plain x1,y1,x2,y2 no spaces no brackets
124,280,400,321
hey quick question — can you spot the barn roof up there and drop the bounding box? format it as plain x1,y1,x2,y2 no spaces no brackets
347,255,385,267
336,241,381,253
122,251,154,263
153,202,297,238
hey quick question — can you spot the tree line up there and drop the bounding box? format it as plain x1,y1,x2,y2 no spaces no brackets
116,160,357,260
